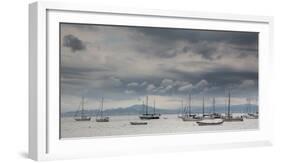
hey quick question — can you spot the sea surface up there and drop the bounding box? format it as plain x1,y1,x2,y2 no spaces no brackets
61,114,258,138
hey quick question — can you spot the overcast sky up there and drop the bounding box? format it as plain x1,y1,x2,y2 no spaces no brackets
60,23,258,112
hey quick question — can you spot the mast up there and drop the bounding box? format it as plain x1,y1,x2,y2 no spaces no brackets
146,96,148,115
249,98,252,114
213,97,216,114
244,99,247,114
188,93,191,116
225,99,227,115
181,98,184,115
101,97,104,117
153,99,156,114
255,97,258,114
202,96,205,116
81,96,85,118
246,98,249,113
227,90,231,118
142,101,145,114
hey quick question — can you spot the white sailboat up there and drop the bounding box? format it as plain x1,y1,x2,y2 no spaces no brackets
196,96,224,126
74,96,91,121
182,93,201,121
196,118,224,126
210,97,222,119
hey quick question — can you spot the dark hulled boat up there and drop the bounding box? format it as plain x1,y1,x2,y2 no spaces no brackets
223,90,244,122
139,96,161,120
96,97,110,122
130,122,148,125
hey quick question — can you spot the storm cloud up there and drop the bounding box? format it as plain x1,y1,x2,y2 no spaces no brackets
63,34,86,52
60,23,258,111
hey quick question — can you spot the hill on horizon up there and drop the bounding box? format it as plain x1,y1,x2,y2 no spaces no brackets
61,104,258,117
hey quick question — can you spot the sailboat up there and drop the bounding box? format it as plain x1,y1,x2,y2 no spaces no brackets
210,97,222,119
224,90,243,122
202,96,210,118
182,94,200,121
177,99,184,118
139,96,161,120
74,96,91,121
96,97,110,122
249,98,259,118
196,118,224,126
196,96,224,125
244,98,258,119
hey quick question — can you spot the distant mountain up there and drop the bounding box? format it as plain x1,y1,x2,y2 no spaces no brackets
61,104,258,117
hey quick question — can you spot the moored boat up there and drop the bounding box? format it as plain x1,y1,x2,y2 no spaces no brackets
224,116,243,121
139,96,161,120
139,113,160,119
223,90,244,122
74,96,91,121
182,116,201,121
196,118,224,126
181,93,201,121
130,121,148,125
96,97,110,122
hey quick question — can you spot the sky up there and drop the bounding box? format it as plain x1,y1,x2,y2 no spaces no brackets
60,23,258,112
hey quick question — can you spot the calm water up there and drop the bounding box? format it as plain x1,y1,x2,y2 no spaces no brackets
61,114,258,138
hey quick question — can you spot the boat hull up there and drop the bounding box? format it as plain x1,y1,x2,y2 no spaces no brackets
96,117,109,122
224,117,244,122
75,117,91,121
196,119,224,126
130,122,148,125
139,116,160,120
182,117,201,121
139,114,161,120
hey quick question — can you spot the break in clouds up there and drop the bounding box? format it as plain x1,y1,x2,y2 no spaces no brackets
60,23,258,112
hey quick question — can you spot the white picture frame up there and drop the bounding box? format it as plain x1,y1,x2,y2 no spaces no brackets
29,1,274,161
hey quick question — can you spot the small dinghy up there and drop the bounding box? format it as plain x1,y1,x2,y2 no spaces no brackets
196,119,224,126
130,122,148,125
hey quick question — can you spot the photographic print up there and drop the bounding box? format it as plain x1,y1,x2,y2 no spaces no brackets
60,23,259,138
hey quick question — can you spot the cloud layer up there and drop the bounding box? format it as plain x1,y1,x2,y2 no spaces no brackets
60,23,258,112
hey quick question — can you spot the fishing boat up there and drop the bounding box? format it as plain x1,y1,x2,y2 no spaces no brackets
74,96,91,121
196,118,224,126
139,96,161,120
96,97,110,122
130,122,148,125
